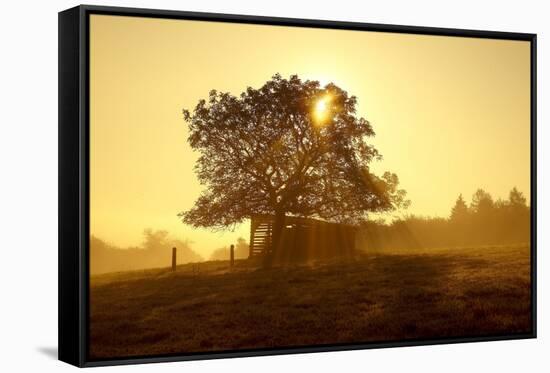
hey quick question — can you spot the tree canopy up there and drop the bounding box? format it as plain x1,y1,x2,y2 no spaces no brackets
509,187,527,207
471,188,495,214
359,187,530,251
179,74,408,231
450,194,469,222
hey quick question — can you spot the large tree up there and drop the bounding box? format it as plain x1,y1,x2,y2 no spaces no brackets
180,74,408,257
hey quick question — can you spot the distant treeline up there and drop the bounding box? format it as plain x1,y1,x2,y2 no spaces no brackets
90,229,203,275
90,188,530,273
357,187,530,251
209,237,249,261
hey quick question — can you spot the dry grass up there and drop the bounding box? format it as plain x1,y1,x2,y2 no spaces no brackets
89,245,531,359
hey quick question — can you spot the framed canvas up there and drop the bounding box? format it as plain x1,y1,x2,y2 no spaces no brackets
58,5,537,367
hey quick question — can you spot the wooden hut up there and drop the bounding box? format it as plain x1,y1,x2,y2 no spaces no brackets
249,214,356,263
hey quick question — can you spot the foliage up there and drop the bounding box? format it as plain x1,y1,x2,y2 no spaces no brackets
450,194,469,222
358,187,530,251
90,229,202,275
209,237,249,261
180,74,408,231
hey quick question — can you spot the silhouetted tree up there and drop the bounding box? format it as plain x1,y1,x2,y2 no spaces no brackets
209,237,249,261
357,187,530,251
470,189,494,214
180,74,408,262
235,237,249,258
90,230,202,275
450,194,469,222
509,187,527,208
142,229,170,250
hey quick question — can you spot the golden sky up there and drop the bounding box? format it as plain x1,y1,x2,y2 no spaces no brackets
90,14,531,257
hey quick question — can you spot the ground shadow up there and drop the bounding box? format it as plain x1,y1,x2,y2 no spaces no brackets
89,247,531,359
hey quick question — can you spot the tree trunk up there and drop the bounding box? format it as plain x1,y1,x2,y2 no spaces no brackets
264,210,285,268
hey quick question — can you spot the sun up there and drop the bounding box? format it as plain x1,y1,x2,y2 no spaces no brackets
316,98,328,114
313,94,332,124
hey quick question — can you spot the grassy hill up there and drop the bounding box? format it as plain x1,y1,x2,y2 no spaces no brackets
89,245,531,359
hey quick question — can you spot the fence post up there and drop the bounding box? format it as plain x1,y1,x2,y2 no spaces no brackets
172,247,177,272
230,244,235,267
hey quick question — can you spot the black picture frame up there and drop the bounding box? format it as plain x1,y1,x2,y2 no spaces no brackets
58,4,537,368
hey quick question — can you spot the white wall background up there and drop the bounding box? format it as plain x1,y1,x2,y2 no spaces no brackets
0,0,547,371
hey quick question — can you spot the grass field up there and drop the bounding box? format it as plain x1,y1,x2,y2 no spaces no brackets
89,245,531,359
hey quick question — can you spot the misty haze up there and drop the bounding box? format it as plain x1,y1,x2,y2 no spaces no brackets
88,15,532,360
